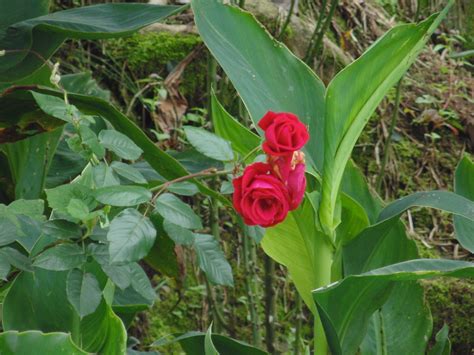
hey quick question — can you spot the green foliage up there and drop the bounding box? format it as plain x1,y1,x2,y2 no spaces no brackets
424,278,474,353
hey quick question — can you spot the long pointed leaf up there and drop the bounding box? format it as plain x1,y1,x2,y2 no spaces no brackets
319,3,453,232
192,0,325,170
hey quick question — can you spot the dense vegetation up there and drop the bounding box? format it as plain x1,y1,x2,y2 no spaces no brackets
0,0,473,354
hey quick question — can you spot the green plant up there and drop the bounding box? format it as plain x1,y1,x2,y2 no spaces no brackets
191,0,474,354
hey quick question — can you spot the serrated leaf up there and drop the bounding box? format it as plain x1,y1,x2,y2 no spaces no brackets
155,193,202,229
183,126,234,161
163,220,195,246
129,263,156,304
33,244,86,271
92,162,121,188
89,244,132,290
194,234,233,286
94,185,152,207
0,216,19,247
67,199,90,220
66,269,102,318
107,209,156,264
31,92,78,123
111,161,147,184
0,247,33,272
99,129,143,160
7,199,44,219
167,181,200,196
46,183,96,215
79,125,106,159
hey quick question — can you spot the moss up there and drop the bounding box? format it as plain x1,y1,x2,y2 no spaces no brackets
107,32,206,102
423,278,474,353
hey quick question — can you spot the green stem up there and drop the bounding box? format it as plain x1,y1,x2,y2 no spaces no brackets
313,231,334,355
376,79,403,194
278,0,296,41
264,254,276,353
304,0,327,63
293,293,302,355
242,224,261,346
305,0,338,64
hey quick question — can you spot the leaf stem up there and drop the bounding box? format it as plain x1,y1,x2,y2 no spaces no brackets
264,254,276,353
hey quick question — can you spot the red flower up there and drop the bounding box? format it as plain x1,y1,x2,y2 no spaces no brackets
258,111,309,156
268,152,306,210
232,163,290,227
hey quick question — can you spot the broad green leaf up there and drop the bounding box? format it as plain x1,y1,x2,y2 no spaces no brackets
94,185,152,207
341,161,380,223
66,269,102,318
343,221,418,276
46,183,96,215
155,193,203,229
183,126,234,162
25,87,230,206
312,259,474,355
31,92,78,123
0,216,18,246
46,139,88,188
146,214,181,279
111,161,147,184
194,234,233,287
360,282,432,355
0,247,33,272
336,193,370,246
92,162,120,188
129,263,156,304
67,198,90,220
60,72,110,101
319,4,453,233
7,198,44,218
0,254,10,279
454,155,474,253
98,129,143,160
32,219,82,256
163,219,195,246
107,208,156,264
429,324,451,355
378,190,474,222
205,325,219,355
167,181,200,196
262,196,331,313
3,267,126,353
211,92,260,158
0,331,87,355
2,128,62,199
33,244,86,271
192,0,325,169
3,269,76,332
79,299,128,354
0,4,185,82
153,331,267,355
78,125,106,159
0,0,49,33
89,244,132,290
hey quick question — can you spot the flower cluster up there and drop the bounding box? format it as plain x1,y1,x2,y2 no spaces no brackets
232,112,309,227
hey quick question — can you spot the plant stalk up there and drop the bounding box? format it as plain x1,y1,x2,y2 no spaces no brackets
313,231,334,355
278,0,296,41
293,293,302,355
376,79,403,194
304,0,338,64
264,254,276,353
242,225,261,346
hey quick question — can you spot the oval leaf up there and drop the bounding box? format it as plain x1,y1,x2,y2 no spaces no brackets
155,193,203,229
94,185,152,207
183,126,234,162
66,269,102,318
